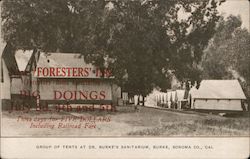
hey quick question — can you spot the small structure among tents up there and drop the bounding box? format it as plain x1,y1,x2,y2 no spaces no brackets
1,43,36,109
192,80,246,111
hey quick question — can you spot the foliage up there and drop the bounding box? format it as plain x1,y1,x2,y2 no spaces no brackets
201,15,250,99
2,0,224,97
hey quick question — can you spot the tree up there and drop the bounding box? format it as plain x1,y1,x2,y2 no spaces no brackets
2,0,224,103
201,15,250,101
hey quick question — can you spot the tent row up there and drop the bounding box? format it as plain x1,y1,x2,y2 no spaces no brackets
155,80,248,112
156,90,187,109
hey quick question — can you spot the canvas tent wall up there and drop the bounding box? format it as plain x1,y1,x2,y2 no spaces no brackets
1,58,11,105
166,92,171,108
156,92,167,107
192,80,246,111
168,91,176,108
188,86,198,109
144,89,161,107
175,90,186,109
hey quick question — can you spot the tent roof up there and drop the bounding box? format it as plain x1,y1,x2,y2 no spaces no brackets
15,50,33,71
193,80,246,99
188,86,198,97
1,43,19,75
36,52,93,68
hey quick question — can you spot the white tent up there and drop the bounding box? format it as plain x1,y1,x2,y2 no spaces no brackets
192,80,246,111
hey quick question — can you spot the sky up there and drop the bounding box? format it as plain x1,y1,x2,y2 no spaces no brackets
218,0,249,30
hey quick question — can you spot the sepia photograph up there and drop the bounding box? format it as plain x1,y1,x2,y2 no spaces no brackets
0,0,249,158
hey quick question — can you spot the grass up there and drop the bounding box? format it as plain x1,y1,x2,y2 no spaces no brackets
128,118,249,136
1,105,249,136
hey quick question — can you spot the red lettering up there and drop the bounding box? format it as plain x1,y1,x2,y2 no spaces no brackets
105,69,112,77
37,67,42,77
78,68,84,77
66,68,71,76
90,91,98,100
20,90,29,97
63,90,73,100
49,67,55,76
61,67,66,76
84,68,90,77
31,91,38,96
95,68,100,77
79,91,88,100
99,91,106,99
72,67,77,77
54,91,62,100
55,67,60,76
42,67,49,76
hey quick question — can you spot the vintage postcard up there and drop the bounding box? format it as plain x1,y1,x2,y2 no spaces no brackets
0,0,249,158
